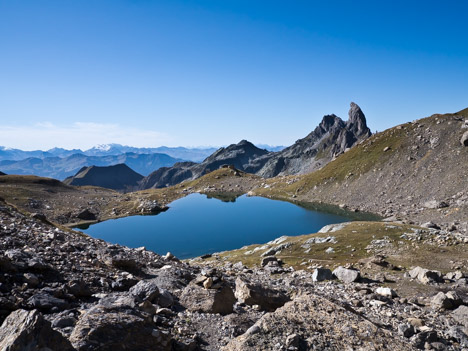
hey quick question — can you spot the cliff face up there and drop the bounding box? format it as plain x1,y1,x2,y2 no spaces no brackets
139,102,372,189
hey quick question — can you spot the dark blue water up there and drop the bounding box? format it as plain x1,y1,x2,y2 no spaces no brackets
78,193,350,259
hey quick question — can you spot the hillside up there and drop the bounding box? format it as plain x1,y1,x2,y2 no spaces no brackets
0,152,183,179
63,164,144,191
140,102,372,189
254,108,468,233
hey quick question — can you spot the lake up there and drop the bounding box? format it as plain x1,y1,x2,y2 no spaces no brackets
77,193,366,259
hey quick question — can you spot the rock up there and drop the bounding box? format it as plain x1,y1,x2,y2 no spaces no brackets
0,309,74,351
52,315,77,329
158,288,174,308
423,200,448,209
203,277,213,289
421,221,441,230
234,277,290,312
68,280,92,297
70,305,172,351
332,266,360,283
129,279,160,303
312,268,333,282
76,209,97,220
28,292,69,312
179,283,236,315
408,266,442,284
452,305,468,327
461,131,468,146
163,252,175,260
376,287,397,298
261,256,279,267
398,323,416,338
23,273,40,288
431,292,454,310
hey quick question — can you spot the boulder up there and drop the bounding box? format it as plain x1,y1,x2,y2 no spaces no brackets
408,266,442,284
76,209,97,220
130,279,160,303
332,266,360,283
461,131,468,147
28,292,69,312
179,283,236,315
0,309,74,351
452,305,468,327
431,292,454,310
312,268,333,282
70,305,172,351
376,287,397,298
234,277,290,312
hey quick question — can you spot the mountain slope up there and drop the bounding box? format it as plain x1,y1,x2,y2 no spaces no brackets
140,141,271,189
139,102,371,189
63,164,144,191
256,107,468,232
0,152,182,179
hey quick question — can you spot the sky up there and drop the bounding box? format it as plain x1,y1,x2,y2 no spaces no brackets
1,0,467,150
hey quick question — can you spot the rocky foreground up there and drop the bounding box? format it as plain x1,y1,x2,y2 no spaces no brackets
1,199,468,350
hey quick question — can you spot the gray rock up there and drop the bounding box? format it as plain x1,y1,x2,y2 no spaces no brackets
408,266,442,284
452,305,468,327
179,282,236,315
431,292,454,310
312,268,333,282
0,309,74,351
129,279,160,303
461,131,468,146
376,287,397,298
28,292,69,312
70,305,172,351
398,323,416,338
234,277,290,312
332,266,360,283
261,256,279,267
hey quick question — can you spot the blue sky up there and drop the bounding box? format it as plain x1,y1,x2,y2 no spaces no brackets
1,0,467,150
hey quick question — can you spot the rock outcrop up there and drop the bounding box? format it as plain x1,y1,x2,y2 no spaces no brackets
0,309,75,351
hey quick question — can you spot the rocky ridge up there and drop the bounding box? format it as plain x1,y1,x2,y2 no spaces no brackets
139,102,371,189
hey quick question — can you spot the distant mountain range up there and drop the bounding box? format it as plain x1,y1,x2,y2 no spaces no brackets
0,152,183,180
0,144,217,162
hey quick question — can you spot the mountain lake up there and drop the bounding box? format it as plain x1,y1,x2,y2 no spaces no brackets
77,193,377,259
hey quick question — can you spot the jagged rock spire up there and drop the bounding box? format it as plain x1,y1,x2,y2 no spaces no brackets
347,102,371,138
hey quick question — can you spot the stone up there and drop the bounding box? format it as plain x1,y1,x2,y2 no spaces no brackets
23,273,40,287
77,209,97,220
452,305,468,327
179,283,236,315
0,309,74,351
376,287,397,298
312,268,333,282
129,279,160,303
261,256,279,267
234,277,290,312
408,266,442,284
461,131,468,146
398,323,416,338
70,305,172,351
431,292,454,310
28,292,69,312
332,266,360,283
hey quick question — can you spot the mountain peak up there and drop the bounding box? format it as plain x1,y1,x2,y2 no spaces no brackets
347,102,371,137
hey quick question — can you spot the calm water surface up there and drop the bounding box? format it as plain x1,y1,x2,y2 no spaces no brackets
78,193,351,259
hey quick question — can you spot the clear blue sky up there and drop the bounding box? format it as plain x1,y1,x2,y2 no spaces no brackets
1,0,467,150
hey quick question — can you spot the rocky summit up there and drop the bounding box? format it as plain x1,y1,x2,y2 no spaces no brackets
139,102,372,189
